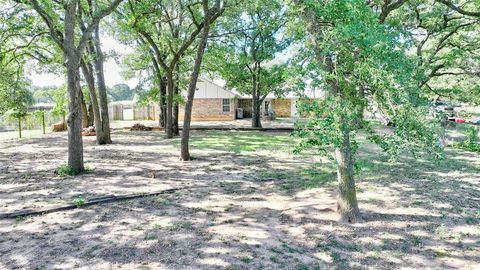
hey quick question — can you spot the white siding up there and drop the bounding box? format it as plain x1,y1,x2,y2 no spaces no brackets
194,79,237,99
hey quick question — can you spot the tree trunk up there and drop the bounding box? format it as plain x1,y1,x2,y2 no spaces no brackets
81,59,104,144
87,102,94,126
159,76,167,128
18,117,22,139
335,117,361,223
181,15,212,161
251,73,262,128
41,111,46,134
252,95,262,128
64,2,84,174
173,68,180,136
93,25,112,144
166,71,174,138
79,90,89,128
62,113,67,130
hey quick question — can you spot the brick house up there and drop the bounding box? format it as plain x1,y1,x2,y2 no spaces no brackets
109,78,304,121
179,78,301,121
178,78,239,121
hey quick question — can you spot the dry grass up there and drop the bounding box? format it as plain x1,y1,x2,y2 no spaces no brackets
0,129,479,269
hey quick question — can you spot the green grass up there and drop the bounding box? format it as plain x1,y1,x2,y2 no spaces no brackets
256,164,337,191
186,131,295,154
0,129,52,141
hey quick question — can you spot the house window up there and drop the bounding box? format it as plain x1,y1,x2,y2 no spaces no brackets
222,99,230,112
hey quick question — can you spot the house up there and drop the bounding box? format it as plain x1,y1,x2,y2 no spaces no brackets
109,78,321,121
178,78,301,121
178,78,239,121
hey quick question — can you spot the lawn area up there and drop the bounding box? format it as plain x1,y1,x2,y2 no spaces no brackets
0,128,51,141
0,129,479,269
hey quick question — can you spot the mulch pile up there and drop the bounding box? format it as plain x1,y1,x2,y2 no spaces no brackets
130,123,152,131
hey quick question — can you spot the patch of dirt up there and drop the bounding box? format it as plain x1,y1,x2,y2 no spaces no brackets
0,130,479,269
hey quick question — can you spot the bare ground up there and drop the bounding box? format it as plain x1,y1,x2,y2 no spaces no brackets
0,129,479,270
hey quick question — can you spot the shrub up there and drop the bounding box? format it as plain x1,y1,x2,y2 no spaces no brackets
56,164,77,176
73,197,86,208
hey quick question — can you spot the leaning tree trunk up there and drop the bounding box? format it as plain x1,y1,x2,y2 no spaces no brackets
93,26,112,144
335,116,361,223
181,15,212,161
64,4,84,173
81,59,105,144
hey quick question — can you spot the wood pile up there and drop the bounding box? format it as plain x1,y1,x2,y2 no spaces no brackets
130,123,152,131
82,126,96,136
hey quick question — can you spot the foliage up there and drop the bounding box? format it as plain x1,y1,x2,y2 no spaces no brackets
452,126,480,153
49,86,67,118
395,0,480,105
292,0,443,163
109,83,134,101
73,197,86,208
56,164,77,177
208,0,289,98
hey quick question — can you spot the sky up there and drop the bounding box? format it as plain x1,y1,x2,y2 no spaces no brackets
29,35,138,89
28,34,295,90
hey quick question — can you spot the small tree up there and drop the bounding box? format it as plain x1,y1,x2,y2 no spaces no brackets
5,109,28,138
210,0,289,127
293,0,443,222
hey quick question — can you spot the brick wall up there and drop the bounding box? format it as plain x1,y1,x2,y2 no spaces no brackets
179,98,236,121
272,98,292,117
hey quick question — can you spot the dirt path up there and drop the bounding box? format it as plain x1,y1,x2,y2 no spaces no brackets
0,130,479,269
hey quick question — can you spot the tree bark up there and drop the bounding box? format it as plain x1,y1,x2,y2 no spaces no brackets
79,90,89,128
41,111,46,134
251,78,262,128
173,66,180,136
64,2,84,173
151,54,166,128
18,117,22,138
166,71,174,138
252,97,262,128
159,76,167,128
87,102,94,126
335,116,362,222
81,59,105,144
92,25,112,144
181,12,212,161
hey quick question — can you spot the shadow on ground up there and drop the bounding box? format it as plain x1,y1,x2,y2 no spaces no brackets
0,129,479,269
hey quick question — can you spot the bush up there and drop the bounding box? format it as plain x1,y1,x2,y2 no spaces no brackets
73,197,86,208
56,164,77,176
